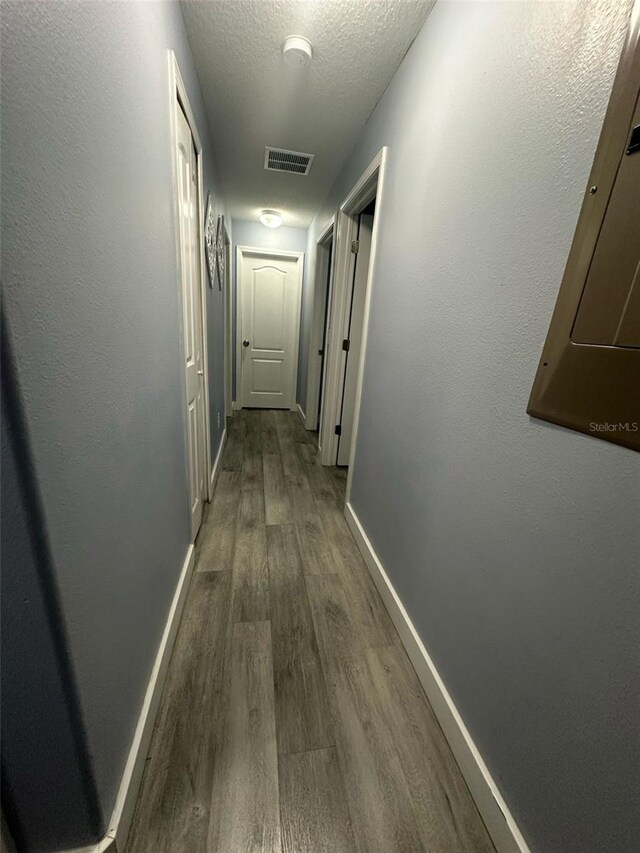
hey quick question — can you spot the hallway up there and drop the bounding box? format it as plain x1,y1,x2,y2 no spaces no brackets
126,410,494,853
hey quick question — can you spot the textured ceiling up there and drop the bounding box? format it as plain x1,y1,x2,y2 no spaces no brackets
180,0,435,228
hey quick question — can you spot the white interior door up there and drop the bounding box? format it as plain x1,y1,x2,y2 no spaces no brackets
175,102,206,536
239,249,302,409
337,213,374,466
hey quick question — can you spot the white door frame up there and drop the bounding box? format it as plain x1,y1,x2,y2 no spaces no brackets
319,147,388,504
168,51,213,513
235,245,304,411
303,216,335,433
223,223,233,419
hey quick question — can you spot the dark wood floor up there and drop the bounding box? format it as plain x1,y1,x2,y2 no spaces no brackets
127,410,494,853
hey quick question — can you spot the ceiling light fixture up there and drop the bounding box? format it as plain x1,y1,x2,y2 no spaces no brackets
282,35,313,67
260,210,283,228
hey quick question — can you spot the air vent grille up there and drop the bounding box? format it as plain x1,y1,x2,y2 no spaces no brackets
264,147,315,175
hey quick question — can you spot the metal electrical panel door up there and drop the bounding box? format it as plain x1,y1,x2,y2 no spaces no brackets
528,13,640,451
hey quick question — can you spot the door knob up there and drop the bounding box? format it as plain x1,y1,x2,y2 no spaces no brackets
243,339,250,347
197,369,204,376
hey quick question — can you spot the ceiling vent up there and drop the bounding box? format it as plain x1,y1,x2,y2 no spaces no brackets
264,146,315,176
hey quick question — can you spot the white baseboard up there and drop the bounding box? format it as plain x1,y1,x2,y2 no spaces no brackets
296,402,306,424
232,400,241,411
344,502,530,853
64,837,116,853
77,543,196,853
209,428,227,498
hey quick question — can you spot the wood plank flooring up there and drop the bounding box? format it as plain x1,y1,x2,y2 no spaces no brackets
126,410,495,853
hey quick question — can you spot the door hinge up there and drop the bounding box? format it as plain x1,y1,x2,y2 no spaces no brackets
318,348,324,356
351,240,359,254
342,339,350,352
334,425,342,436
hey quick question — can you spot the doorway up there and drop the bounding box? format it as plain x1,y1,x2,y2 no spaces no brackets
224,225,233,419
170,52,211,539
236,246,303,410
336,201,375,465
317,241,332,430
304,218,335,435
319,148,388,498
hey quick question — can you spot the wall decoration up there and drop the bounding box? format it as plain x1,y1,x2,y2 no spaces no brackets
204,194,216,288
215,214,225,291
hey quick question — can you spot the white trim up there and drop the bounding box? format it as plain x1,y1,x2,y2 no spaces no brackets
224,227,233,419
209,428,227,495
304,216,335,432
168,50,213,513
319,148,387,480
235,245,242,412
195,132,212,503
232,400,242,411
79,543,196,853
64,838,117,853
317,215,336,246
296,402,306,424
235,245,304,412
63,835,117,853
344,502,531,853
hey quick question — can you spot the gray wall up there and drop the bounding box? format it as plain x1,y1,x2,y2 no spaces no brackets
1,323,101,851
302,2,640,851
231,219,307,400
1,1,228,846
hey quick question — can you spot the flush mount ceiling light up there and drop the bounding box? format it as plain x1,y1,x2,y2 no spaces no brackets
260,210,283,228
282,35,313,67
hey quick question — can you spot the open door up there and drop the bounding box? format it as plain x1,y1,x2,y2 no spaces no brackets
336,211,374,465
319,147,387,478
317,239,333,429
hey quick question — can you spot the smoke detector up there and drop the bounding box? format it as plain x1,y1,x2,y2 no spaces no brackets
282,35,313,67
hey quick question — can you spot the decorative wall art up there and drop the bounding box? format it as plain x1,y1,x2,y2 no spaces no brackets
215,214,226,291
204,194,216,288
